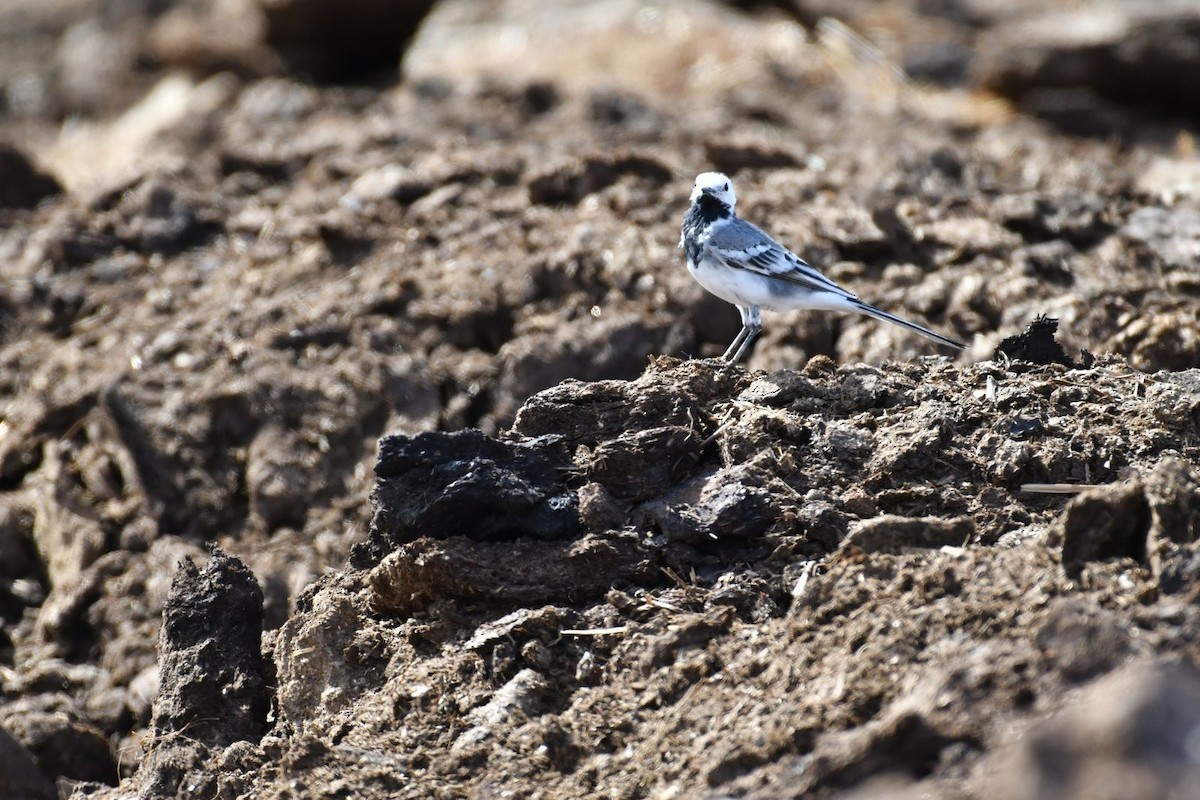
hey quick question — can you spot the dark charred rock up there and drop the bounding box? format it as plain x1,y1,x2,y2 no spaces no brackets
648,466,780,544
0,144,62,210
1005,416,1044,441
263,0,440,82
139,549,270,799
362,430,580,563
995,315,1093,368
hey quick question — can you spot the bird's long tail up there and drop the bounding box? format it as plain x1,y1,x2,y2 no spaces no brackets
850,300,965,350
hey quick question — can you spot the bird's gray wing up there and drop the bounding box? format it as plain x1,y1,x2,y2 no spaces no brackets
706,219,852,297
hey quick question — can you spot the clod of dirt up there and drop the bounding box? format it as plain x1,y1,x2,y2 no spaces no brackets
994,315,1094,368
582,425,703,501
465,668,549,727
842,514,975,554
1142,457,1200,598
703,137,805,174
511,359,743,447
138,549,270,798
341,163,435,206
273,572,384,727
1052,481,1150,577
975,3,1200,130
451,667,555,763
746,707,963,799
1035,599,1132,682
147,0,441,82
109,178,218,257
646,464,780,543
0,726,56,800
24,441,108,592
979,659,1200,799
463,606,567,654
1049,458,1200,587
526,154,673,206
995,192,1113,249
0,505,36,583
368,531,654,614
0,694,117,787
1121,206,1200,270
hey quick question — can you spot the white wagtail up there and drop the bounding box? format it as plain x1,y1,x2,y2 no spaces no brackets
680,171,966,363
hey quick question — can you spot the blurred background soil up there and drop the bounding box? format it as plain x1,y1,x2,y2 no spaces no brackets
0,1,1198,798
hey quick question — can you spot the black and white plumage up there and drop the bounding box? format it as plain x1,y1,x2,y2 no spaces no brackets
680,171,966,363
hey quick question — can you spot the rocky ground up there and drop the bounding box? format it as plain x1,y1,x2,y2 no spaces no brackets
0,1,1198,798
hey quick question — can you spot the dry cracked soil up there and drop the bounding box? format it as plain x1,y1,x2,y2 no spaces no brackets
1,1,1200,799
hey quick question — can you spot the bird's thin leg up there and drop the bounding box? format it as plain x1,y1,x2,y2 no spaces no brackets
729,324,761,364
727,307,763,365
721,306,753,361
722,327,751,361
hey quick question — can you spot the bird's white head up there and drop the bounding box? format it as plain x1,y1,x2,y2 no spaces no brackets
690,171,736,211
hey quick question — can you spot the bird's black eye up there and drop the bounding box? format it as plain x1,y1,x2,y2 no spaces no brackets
723,183,729,191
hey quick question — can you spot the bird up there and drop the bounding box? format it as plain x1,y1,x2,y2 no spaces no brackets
680,171,966,364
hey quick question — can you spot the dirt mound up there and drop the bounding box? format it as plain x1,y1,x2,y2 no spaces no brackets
85,356,1200,798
